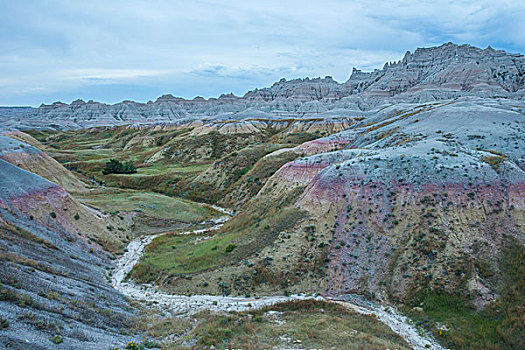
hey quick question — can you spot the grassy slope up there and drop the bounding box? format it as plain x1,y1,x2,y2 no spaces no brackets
130,189,306,283
26,126,323,286
77,188,217,222
26,126,317,203
136,300,411,350
403,237,524,350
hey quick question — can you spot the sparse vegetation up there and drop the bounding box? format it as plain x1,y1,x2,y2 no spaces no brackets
125,341,143,349
481,155,507,171
0,318,8,329
50,335,63,344
159,300,410,349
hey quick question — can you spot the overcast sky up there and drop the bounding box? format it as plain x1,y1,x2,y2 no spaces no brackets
1,0,524,106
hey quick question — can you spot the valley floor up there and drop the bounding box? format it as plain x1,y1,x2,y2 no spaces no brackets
112,207,444,350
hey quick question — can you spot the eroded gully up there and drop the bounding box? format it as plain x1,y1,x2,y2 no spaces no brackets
111,205,445,350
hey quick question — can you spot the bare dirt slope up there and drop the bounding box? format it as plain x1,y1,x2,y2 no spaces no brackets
0,157,138,349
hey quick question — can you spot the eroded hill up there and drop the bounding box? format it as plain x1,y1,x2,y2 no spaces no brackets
2,43,524,130
0,132,419,349
1,42,524,349
78,96,524,349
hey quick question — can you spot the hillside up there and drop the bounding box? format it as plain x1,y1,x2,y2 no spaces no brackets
122,96,524,349
0,154,137,348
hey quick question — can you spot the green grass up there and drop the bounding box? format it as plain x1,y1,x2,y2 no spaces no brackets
136,163,211,175
131,191,306,281
133,232,239,277
26,125,324,206
158,300,410,349
405,237,525,350
78,189,218,222
406,293,502,349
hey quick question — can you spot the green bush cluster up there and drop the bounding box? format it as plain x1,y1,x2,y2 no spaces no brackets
102,159,137,175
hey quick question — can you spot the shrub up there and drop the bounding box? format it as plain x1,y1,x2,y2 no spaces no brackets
125,341,144,350
18,293,33,307
225,243,237,253
141,340,161,348
0,318,8,329
50,335,63,344
74,213,80,220
49,212,57,219
482,155,506,172
102,159,137,175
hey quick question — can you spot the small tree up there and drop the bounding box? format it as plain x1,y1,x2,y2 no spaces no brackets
102,159,137,175
122,160,137,174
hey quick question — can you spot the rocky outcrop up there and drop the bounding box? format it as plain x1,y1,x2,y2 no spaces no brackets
3,43,523,129
244,76,347,102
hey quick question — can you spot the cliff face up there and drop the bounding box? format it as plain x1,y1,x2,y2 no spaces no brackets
255,97,525,305
347,43,525,95
2,43,523,129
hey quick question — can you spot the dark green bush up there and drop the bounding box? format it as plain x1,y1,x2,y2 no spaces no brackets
102,159,137,175
50,335,63,344
225,243,237,253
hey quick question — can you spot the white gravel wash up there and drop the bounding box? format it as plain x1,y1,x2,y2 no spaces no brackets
112,210,446,349
111,217,320,314
333,300,447,350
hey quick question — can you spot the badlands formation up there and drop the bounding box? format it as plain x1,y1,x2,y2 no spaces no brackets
0,43,524,349
1,42,524,129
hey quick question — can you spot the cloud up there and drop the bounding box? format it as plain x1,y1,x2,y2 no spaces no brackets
61,68,169,81
0,0,523,105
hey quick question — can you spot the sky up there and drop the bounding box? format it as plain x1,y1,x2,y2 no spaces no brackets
1,0,524,106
